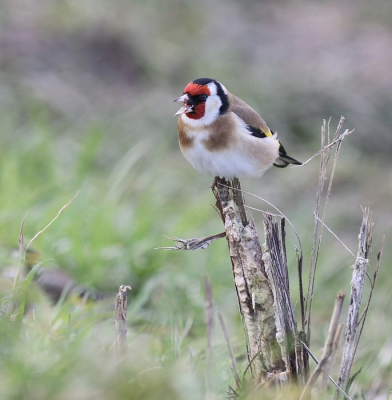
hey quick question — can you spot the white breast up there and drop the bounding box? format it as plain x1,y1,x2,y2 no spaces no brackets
180,114,280,178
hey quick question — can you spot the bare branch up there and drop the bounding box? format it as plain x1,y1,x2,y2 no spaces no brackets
292,126,354,168
216,183,303,257
156,232,226,250
336,208,374,399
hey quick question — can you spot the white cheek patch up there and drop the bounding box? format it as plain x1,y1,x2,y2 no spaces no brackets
181,81,224,127
203,96,221,124
207,82,218,96
182,99,222,128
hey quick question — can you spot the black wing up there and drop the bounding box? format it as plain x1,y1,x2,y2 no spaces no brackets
246,125,302,168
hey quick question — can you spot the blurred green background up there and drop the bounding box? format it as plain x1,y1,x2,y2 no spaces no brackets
0,0,391,398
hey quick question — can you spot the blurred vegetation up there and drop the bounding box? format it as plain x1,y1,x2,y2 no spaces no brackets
0,0,391,398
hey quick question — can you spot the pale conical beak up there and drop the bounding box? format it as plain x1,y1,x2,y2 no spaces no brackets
173,94,193,116
173,94,189,103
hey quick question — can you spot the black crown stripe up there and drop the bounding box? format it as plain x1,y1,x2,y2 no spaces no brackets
192,78,229,115
192,78,214,85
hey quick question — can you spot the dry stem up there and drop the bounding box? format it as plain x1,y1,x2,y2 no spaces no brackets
336,208,374,398
300,291,345,400
8,193,78,315
217,306,241,387
25,192,79,253
114,285,132,354
306,117,348,345
262,215,303,383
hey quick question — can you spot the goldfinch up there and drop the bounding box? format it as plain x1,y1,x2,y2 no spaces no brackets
174,78,301,178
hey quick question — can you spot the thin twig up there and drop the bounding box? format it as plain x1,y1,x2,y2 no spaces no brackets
292,127,354,168
301,341,352,400
242,345,266,381
300,291,345,400
156,232,226,250
313,214,356,259
245,207,282,218
6,215,28,315
216,183,303,258
25,191,79,252
12,213,28,290
352,236,383,362
216,307,241,388
296,246,306,332
305,119,327,339
8,194,78,315
18,213,27,253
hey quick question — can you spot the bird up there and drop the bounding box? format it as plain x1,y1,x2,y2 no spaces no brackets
23,248,104,305
173,78,301,178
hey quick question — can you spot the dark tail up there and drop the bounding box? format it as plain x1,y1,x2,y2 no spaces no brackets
273,143,302,168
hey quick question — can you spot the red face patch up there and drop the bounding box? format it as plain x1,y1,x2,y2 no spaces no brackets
181,82,210,120
183,82,211,97
186,103,206,120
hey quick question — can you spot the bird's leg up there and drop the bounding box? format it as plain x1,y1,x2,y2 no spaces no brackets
211,176,221,190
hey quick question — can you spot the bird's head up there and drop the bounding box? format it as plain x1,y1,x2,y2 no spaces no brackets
174,78,229,125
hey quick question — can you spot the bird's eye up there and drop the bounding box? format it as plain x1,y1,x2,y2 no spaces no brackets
199,94,208,101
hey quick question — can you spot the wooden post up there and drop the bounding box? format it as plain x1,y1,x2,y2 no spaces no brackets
213,177,287,382
114,285,131,356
